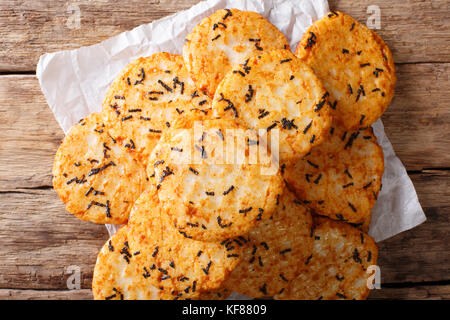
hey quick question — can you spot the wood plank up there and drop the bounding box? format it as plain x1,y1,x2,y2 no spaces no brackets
411,170,450,208
378,206,450,284
330,0,450,63
0,0,200,72
381,63,450,171
2,285,450,300
0,189,108,289
369,284,450,300
0,0,448,71
0,289,92,300
0,184,448,289
0,63,448,192
0,75,64,191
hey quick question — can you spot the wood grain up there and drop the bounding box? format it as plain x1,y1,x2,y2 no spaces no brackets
0,189,108,289
1,285,449,300
369,284,450,300
329,0,450,63
378,206,450,284
0,0,448,71
382,63,450,170
0,75,62,192
0,0,199,72
0,289,92,300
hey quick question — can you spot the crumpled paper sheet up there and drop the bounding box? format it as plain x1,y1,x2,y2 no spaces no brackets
37,0,425,245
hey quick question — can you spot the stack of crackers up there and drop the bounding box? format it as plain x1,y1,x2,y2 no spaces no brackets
52,9,396,300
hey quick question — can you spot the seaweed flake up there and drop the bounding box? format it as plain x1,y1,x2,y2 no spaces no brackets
266,122,277,132
363,181,372,189
189,167,199,175
258,109,269,119
222,9,232,20
239,207,252,214
223,185,234,195
217,216,232,228
244,85,254,103
344,132,360,149
219,93,238,117
158,80,173,92
88,161,116,176
313,174,322,184
134,68,145,85
307,159,319,169
303,120,313,134
304,32,317,49
280,248,291,255
348,202,357,212
343,182,354,188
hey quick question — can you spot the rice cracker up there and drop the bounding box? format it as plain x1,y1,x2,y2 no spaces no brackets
102,52,211,164
183,8,290,97
52,112,147,224
295,11,396,130
224,190,313,298
147,117,284,242
275,216,378,300
283,124,384,230
126,187,242,299
212,49,332,164
93,226,162,299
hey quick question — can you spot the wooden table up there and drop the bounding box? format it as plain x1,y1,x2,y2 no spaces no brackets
0,0,448,300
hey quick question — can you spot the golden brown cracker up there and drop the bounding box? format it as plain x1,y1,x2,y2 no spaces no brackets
126,187,243,299
92,226,162,300
224,191,313,297
102,53,211,164
52,112,147,224
212,49,332,164
275,216,378,300
183,9,290,97
283,124,383,230
146,118,284,242
295,11,396,130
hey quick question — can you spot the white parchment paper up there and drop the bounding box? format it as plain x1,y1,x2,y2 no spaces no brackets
37,0,425,245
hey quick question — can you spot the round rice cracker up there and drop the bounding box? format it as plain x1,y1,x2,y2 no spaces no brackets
93,226,164,300
183,8,290,97
92,226,232,300
212,49,332,164
102,52,211,165
275,216,378,300
126,187,242,299
295,11,396,130
224,190,314,298
283,124,384,231
52,112,147,224
146,118,284,242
